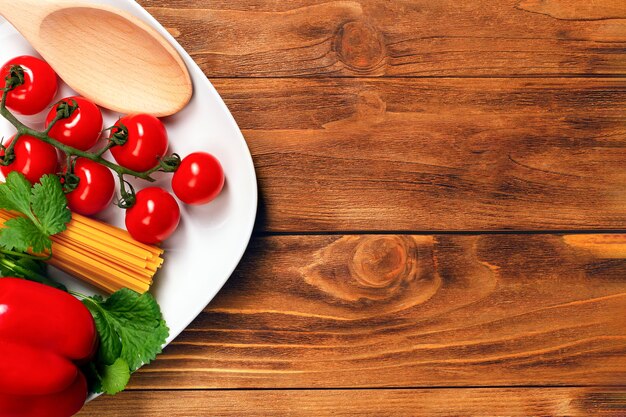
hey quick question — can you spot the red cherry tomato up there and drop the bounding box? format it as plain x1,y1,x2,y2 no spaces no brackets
172,152,225,205
0,56,58,115
110,114,168,172
0,135,59,184
65,158,115,216
125,187,180,244
45,97,103,151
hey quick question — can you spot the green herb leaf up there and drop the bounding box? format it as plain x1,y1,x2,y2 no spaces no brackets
81,358,132,396
0,217,50,253
83,288,169,373
86,295,123,365
0,172,70,253
0,171,33,216
31,174,71,236
82,289,169,395
100,358,131,395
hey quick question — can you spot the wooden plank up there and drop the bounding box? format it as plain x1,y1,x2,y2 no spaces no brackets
78,388,626,416
128,234,626,389
137,0,626,77
212,78,626,232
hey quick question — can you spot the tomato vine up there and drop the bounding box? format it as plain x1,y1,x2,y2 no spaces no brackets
0,64,181,208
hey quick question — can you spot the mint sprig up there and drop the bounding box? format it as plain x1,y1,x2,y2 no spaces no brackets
82,289,169,395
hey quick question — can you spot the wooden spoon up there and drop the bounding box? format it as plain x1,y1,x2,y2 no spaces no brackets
0,0,192,117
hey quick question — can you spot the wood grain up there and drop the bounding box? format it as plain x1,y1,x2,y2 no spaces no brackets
208,78,626,232
137,0,626,77
78,388,626,416
90,2,626,414
127,234,626,389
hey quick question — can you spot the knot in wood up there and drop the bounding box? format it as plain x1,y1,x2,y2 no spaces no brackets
301,236,440,309
335,21,386,72
351,236,410,288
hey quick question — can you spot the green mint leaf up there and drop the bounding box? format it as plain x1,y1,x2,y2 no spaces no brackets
100,358,131,395
82,358,131,395
31,174,71,236
83,295,122,366
0,171,34,217
0,217,50,253
84,289,169,371
82,290,168,395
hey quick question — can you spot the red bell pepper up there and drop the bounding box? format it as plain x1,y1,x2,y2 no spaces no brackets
0,278,97,417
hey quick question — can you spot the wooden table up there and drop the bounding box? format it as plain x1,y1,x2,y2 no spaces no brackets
80,1,626,415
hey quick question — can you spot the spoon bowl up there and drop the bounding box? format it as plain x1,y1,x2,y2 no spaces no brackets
0,0,192,116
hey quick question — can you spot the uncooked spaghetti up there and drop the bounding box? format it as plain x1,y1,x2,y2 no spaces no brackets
0,209,163,293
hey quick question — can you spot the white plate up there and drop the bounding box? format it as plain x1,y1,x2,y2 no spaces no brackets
0,0,257,402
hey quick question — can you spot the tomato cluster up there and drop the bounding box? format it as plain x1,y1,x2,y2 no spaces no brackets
0,56,225,244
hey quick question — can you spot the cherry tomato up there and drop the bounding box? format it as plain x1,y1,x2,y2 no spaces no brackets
172,152,225,205
110,114,168,172
0,56,58,115
65,158,115,216
45,97,103,151
125,187,180,244
0,135,59,184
